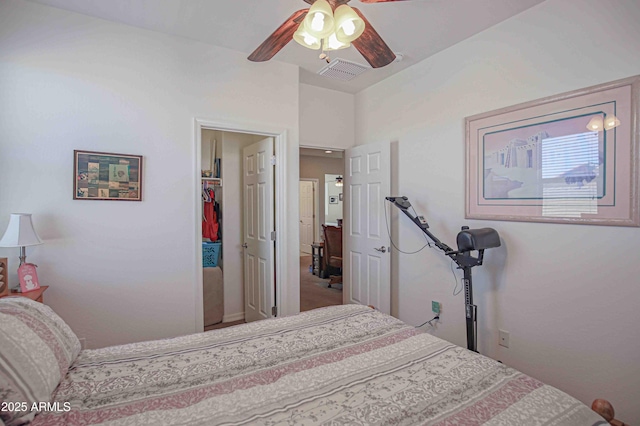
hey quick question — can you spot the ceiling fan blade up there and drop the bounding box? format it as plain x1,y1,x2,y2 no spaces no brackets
248,9,308,62
359,0,408,3
350,8,396,68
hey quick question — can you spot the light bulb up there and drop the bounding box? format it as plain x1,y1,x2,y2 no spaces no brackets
293,21,321,50
311,13,325,32
304,0,334,38
304,34,316,46
342,20,355,36
324,33,349,51
334,5,365,43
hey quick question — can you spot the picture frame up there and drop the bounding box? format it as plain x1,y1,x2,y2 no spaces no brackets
329,196,338,204
18,263,40,293
466,75,639,226
74,150,143,201
0,257,8,297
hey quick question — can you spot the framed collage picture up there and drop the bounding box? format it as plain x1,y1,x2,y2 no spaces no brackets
74,150,143,201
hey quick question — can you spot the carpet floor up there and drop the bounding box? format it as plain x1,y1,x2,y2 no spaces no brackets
299,255,342,312
204,255,342,331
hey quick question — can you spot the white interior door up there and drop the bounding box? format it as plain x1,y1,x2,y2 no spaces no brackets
299,180,314,254
344,141,391,314
243,137,275,323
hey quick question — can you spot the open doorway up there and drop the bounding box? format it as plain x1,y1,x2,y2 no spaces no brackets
194,118,299,335
200,128,273,330
299,148,344,311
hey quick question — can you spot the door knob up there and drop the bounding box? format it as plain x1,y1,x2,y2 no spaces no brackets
374,246,387,253
242,243,248,248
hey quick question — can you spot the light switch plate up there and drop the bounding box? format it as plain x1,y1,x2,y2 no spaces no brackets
499,329,510,348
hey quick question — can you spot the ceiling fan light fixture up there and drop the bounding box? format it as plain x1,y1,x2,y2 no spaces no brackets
248,0,397,69
323,32,350,51
293,21,321,50
334,5,365,43
304,0,335,38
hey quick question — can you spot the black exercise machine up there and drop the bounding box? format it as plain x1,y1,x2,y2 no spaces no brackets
386,196,501,353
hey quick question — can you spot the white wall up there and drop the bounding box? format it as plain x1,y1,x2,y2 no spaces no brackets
0,0,300,348
355,0,640,422
299,84,355,150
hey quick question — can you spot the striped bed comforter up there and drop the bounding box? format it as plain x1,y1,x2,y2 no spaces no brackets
33,305,605,425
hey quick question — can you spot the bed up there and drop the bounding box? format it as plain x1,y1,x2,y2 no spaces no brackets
0,297,607,425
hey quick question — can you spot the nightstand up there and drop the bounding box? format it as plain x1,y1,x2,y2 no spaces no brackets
1,286,49,303
311,242,326,278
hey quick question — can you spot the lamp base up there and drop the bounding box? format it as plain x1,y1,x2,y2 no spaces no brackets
19,246,27,266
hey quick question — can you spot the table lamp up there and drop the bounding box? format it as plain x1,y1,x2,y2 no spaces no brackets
0,213,43,267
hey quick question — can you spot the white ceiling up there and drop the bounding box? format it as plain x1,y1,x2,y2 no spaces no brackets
27,0,545,94
300,147,344,158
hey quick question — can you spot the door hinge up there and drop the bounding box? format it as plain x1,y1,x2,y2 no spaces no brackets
272,306,278,316
270,155,276,165
270,231,277,241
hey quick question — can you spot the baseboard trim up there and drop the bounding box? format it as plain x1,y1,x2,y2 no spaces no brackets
223,312,245,323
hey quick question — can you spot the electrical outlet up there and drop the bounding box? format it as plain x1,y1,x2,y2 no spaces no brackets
431,301,440,314
499,329,510,348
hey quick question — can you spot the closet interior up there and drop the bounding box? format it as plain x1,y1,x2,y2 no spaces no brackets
201,129,266,330
201,130,223,329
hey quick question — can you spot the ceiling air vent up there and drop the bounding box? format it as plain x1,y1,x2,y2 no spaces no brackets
318,58,370,81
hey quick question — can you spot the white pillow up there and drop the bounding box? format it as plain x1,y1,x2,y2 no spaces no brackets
0,297,80,425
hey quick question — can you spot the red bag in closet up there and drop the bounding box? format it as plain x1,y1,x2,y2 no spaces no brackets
202,188,219,241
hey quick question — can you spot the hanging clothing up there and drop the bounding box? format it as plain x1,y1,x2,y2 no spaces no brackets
202,188,219,241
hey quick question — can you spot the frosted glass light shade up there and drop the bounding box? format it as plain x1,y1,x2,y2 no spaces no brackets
603,114,620,130
323,32,350,51
586,116,604,132
0,214,43,247
304,0,335,38
293,21,321,50
334,5,365,43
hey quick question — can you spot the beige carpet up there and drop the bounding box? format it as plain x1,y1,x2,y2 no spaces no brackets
204,256,342,331
299,255,342,312
204,319,244,331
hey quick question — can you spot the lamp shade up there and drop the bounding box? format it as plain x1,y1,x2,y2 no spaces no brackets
323,32,350,51
304,0,335,38
0,214,43,247
334,5,365,43
293,21,322,50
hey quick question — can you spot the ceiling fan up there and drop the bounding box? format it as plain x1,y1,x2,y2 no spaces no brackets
248,0,408,69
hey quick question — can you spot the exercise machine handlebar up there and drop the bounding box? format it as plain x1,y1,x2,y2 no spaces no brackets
385,196,501,352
